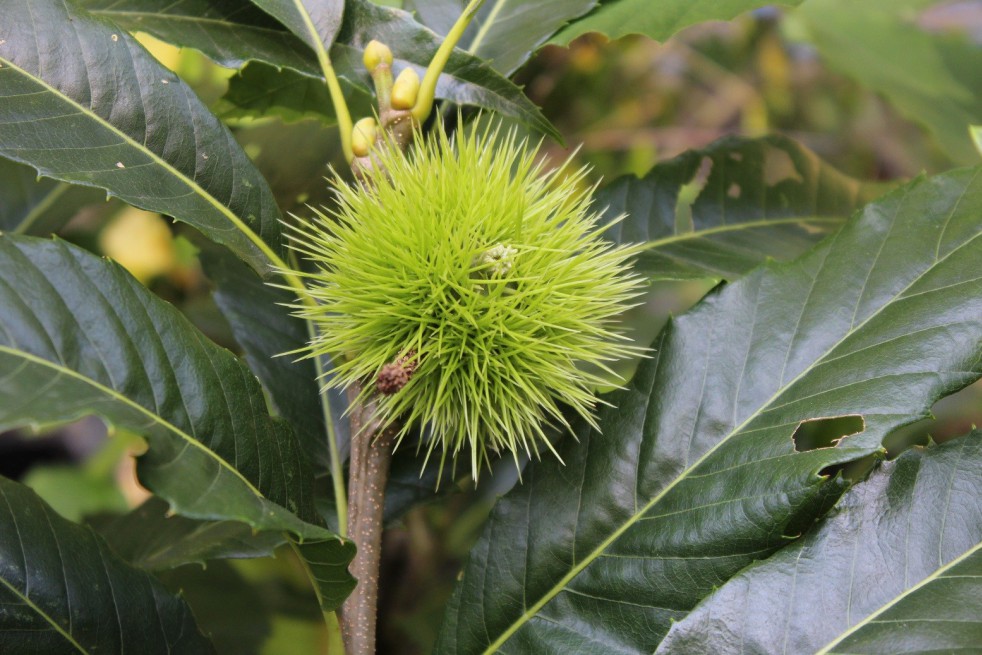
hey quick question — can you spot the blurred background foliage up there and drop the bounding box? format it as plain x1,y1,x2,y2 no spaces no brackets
3,3,981,653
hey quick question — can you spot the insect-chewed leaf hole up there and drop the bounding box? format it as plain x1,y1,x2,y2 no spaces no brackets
791,414,865,452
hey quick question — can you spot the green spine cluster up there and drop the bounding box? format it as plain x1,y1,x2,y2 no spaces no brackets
285,122,645,479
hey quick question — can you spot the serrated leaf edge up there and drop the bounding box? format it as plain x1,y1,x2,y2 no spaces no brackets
0,346,264,498
482,191,981,653
0,54,278,272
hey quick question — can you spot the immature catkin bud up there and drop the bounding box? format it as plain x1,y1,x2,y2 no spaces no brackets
351,117,378,158
390,68,421,110
363,40,393,73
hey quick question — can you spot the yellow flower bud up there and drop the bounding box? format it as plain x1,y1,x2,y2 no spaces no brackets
390,68,421,111
363,40,393,73
351,117,378,158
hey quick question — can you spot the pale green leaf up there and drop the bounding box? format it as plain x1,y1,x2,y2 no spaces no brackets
552,0,804,45
793,0,982,165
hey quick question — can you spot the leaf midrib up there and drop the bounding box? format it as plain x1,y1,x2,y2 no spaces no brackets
0,490,87,654
481,188,981,653
0,53,280,272
0,345,264,499
814,539,982,654
640,216,842,250
467,0,505,55
12,181,71,235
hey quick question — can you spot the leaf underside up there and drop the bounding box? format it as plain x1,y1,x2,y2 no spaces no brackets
796,0,982,165
552,0,805,45
406,0,599,77
247,0,345,55
436,166,982,653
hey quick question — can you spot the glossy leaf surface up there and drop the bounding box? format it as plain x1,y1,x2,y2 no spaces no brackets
600,135,881,280
406,0,598,75
0,235,355,607
659,430,982,654
0,0,284,275
0,476,214,653
249,0,345,53
437,166,982,653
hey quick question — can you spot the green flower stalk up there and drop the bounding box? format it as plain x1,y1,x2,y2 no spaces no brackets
285,121,645,480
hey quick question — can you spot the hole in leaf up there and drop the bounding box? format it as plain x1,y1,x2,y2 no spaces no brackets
674,156,713,232
727,182,741,198
791,414,865,452
763,146,804,186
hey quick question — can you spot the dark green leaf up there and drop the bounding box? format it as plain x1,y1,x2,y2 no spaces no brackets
436,166,982,653
216,62,373,126
0,235,355,608
405,0,599,76
78,0,561,137
552,0,805,45
78,0,318,74
158,561,272,655
331,0,562,140
0,0,284,276
793,0,982,165
0,476,214,653
600,135,883,281
199,245,350,474
248,0,345,53
95,498,285,571
0,157,107,236
196,247,354,611
658,430,982,654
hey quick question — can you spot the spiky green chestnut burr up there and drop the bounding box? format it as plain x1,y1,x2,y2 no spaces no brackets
285,121,645,480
